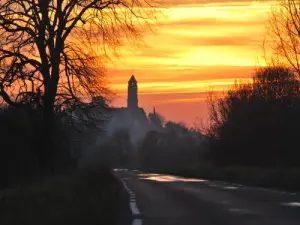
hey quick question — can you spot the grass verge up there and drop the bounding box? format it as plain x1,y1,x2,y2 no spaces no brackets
0,167,122,225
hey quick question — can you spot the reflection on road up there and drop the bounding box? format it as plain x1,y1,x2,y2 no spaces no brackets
137,173,206,182
281,202,300,207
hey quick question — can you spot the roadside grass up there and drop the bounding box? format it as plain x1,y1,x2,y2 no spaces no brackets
0,167,122,225
143,165,300,192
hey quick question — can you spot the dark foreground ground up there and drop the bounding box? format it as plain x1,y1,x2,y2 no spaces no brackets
115,169,300,225
0,168,123,225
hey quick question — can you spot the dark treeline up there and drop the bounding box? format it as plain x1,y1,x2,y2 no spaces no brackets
0,105,75,188
0,98,107,188
135,66,300,175
207,66,300,167
96,114,206,171
138,121,206,171
130,66,300,190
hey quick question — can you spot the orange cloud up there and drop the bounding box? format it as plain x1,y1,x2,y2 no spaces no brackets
107,0,274,125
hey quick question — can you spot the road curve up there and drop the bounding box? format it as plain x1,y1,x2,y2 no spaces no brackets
114,169,300,225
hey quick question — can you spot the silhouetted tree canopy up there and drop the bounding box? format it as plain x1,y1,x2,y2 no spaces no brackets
0,0,158,168
207,66,300,167
165,121,189,136
0,0,158,114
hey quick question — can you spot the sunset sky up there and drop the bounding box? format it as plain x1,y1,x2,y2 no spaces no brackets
107,0,275,126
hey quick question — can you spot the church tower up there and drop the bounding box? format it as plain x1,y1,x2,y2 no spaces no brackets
127,75,138,109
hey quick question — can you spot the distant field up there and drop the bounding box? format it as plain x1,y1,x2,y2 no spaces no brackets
0,168,123,225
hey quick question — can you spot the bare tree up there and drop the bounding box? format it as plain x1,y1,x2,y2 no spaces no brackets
265,0,300,74
0,0,158,167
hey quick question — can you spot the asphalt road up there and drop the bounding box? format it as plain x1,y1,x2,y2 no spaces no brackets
114,169,300,225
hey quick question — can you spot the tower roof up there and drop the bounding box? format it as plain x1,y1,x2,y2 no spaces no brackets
129,75,137,83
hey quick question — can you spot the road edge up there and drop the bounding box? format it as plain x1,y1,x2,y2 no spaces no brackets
120,178,143,225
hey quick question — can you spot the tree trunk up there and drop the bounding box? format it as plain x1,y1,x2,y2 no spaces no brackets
39,80,57,172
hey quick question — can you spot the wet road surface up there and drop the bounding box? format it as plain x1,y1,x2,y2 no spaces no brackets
114,169,300,225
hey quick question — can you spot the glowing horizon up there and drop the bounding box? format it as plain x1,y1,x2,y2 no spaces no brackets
106,0,275,125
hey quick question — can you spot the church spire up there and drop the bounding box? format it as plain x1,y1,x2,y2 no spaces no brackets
127,75,138,109
129,75,136,82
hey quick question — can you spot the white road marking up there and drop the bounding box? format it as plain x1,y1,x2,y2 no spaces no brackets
132,219,143,225
204,179,299,196
120,177,142,225
228,208,255,215
281,202,300,207
130,202,140,215
223,186,238,190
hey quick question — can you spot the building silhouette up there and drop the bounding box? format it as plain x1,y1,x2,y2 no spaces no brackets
68,75,159,135
106,75,149,139
67,75,160,166
127,75,138,109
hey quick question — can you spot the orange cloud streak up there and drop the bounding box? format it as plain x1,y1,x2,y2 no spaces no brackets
107,0,275,125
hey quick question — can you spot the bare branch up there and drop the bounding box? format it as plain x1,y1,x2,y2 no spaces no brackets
0,0,159,123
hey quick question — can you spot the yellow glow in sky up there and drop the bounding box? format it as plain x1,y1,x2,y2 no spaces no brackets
107,0,275,125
